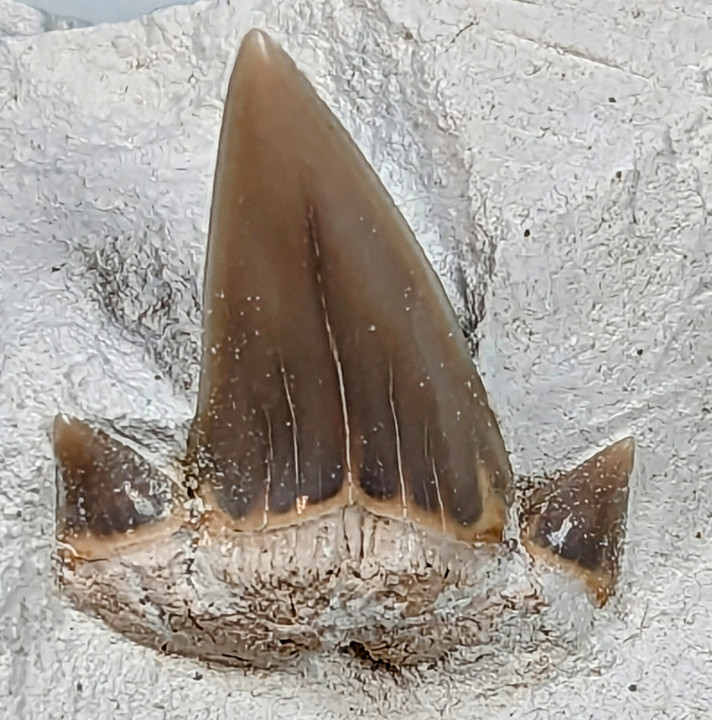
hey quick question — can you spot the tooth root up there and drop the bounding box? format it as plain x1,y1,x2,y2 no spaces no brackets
53,415,177,558
521,437,635,606
188,29,512,541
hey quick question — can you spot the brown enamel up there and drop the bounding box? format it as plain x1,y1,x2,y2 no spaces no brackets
53,415,180,558
187,30,511,541
521,437,635,606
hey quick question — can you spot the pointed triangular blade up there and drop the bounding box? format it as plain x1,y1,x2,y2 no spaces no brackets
188,30,512,541
53,415,180,558
521,437,635,606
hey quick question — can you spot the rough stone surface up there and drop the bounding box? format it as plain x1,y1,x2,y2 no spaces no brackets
0,0,710,717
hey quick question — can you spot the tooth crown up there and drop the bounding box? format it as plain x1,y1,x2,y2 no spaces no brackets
187,29,511,542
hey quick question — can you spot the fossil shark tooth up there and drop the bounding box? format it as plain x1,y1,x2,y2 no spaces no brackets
521,437,635,606
187,28,512,541
51,29,635,668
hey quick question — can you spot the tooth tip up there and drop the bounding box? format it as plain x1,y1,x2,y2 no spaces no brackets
591,435,636,483
224,29,297,120
52,412,69,432
52,413,83,447
242,28,270,54
616,435,635,451
237,28,281,71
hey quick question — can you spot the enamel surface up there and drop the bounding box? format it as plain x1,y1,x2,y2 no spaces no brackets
188,29,511,541
521,437,634,606
53,415,180,558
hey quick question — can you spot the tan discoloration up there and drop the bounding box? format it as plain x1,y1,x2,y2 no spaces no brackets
198,481,352,533
522,540,617,608
56,516,185,564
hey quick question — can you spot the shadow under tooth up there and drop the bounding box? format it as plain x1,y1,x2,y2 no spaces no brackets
53,415,172,539
189,29,512,538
